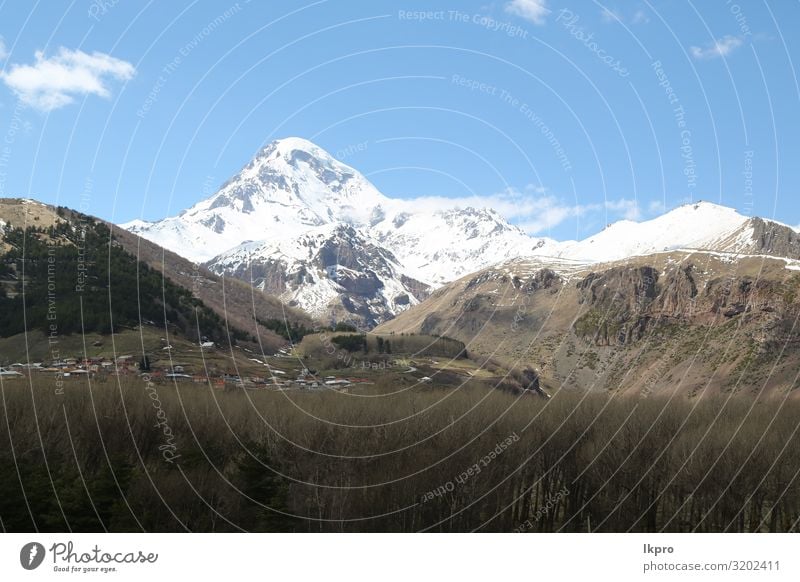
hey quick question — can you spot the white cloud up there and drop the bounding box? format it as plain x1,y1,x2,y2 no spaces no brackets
0,47,134,111
648,200,667,215
516,197,642,233
505,0,550,25
514,197,584,233
0,37,7,61
605,198,642,221
690,35,743,60
394,186,641,235
600,6,649,25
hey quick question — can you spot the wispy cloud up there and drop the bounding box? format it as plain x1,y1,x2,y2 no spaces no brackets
0,37,7,61
0,47,134,111
515,197,642,234
648,200,667,215
505,0,550,25
394,186,641,236
600,6,649,25
690,35,743,60
605,198,642,221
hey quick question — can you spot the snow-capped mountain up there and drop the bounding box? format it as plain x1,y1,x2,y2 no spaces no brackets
206,223,429,327
123,137,800,328
124,137,549,326
540,201,800,263
125,137,547,280
372,206,546,286
124,137,389,263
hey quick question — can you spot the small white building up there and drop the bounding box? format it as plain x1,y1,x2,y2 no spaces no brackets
324,379,351,386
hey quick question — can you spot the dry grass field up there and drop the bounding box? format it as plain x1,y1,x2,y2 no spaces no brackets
1,374,798,532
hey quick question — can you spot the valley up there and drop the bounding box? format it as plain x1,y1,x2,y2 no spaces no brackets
5,143,800,401
3,140,800,534
3,0,800,547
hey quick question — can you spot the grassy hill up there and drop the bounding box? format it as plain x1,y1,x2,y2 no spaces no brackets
0,198,317,369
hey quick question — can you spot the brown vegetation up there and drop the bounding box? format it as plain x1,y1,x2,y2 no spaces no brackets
1,376,798,532
377,253,800,398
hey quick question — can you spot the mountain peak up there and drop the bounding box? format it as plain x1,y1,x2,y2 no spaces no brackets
671,199,745,217
545,200,751,263
121,138,800,328
243,136,356,180
123,137,389,262
256,136,331,161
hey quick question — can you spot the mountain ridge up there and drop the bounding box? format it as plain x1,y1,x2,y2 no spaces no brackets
125,137,549,326
122,137,800,328
375,249,800,398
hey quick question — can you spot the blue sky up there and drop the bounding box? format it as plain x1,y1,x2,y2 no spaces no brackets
0,0,798,240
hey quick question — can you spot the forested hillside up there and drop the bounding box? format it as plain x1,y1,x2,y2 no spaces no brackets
0,214,233,343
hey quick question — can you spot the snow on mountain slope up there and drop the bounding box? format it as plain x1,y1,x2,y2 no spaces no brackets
123,137,550,325
542,202,751,263
123,137,540,278
372,206,548,286
714,216,800,260
206,223,429,327
122,138,800,327
123,137,389,262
